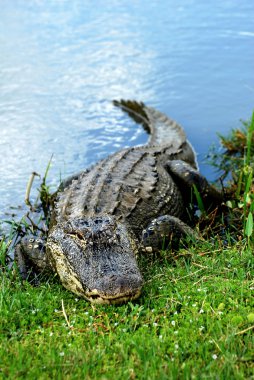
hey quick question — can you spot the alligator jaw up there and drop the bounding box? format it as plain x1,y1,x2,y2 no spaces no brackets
85,288,142,305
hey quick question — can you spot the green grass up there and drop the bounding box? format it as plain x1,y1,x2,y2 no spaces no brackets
0,241,253,379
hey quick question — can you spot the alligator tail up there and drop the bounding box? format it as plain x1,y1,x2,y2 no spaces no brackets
113,99,187,149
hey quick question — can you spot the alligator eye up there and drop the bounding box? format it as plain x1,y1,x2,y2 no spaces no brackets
36,239,42,243
94,218,102,224
146,227,154,236
28,244,33,249
77,219,89,226
29,238,34,243
103,217,111,224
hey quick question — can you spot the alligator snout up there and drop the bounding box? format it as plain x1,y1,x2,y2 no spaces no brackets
87,273,143,304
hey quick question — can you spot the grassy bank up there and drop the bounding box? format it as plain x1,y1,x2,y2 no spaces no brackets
1,241,253,379
1,113,254,379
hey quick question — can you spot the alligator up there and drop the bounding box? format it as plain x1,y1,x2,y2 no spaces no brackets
15,100,222,304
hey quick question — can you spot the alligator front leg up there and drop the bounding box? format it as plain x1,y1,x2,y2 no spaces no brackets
166,160,223,208
14,243,29,280
14,236,49,280
142,215,199,252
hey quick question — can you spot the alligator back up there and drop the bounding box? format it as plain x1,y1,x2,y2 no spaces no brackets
55,101,197,238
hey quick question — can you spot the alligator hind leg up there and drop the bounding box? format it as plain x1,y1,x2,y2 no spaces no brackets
14,236,49,281
166,160,223,208
142,215,199,252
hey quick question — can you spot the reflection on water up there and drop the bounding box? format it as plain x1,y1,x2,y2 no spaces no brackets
0,0,254,220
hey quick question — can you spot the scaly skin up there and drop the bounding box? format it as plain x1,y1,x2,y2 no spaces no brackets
16,100,222,304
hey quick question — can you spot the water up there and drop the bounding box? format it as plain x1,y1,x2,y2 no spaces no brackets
0,0,254,221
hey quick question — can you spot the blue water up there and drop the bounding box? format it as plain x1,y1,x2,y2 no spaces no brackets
0,0,254,220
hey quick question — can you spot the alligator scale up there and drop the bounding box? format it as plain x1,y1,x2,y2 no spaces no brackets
16,101,222,304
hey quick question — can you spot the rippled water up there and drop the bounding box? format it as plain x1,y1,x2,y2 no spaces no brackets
0,0,254,221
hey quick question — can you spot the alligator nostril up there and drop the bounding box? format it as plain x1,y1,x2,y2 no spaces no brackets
97,274,143,297
89,294,100,299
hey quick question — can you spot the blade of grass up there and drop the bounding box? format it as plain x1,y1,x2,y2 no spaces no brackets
193,184,206,216
245,111,254,166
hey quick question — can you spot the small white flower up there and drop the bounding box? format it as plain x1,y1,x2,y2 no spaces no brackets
199,309,204,314
49,332,53,337
159,335,163,340
218,311,223,315
75,298,79,302
189,319,193,323
59,352,65,357
72,308,76,312
197,288,202,292
171,320,176,326
175,344,179,349
114,322,118,326
153,322,158,327
212,354,218,360
192,303,197,307
174,311,178,315
199,326,205,331
54,309,59,313
122,328,127,332
84,311,89,315
174,330,179,335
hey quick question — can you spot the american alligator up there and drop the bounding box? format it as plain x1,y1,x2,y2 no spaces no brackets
15,100,222,304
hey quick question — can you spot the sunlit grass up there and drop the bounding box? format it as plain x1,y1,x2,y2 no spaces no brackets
0,238,253,379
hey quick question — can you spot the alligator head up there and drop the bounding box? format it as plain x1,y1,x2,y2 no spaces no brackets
46,215,143,304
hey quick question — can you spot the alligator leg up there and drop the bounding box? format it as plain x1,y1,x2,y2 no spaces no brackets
14,236,49,280
142,215,199,252
166,160,223,208
14,243,29,280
